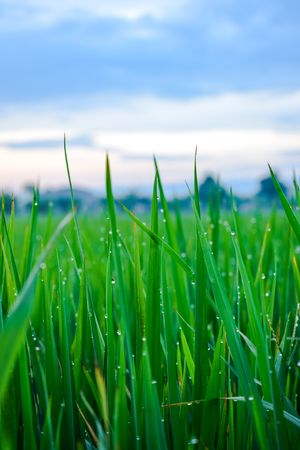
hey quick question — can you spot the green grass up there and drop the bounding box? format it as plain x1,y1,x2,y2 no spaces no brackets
0,154,300,449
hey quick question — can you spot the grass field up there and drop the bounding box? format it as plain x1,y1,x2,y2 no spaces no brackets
0,147,300,449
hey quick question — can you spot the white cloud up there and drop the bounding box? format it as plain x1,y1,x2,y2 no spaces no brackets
0,0,187,29
1,90,300,132
0,90,300,193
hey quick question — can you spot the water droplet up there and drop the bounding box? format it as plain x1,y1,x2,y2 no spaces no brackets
189,438,199,445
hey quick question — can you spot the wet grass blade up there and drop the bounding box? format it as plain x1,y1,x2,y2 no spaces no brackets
269,164,300,242
0,213,72,405
122,204,195,280
193,150,209,435
193,205,269,450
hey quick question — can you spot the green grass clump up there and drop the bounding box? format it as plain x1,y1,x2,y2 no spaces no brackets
0,150,300,449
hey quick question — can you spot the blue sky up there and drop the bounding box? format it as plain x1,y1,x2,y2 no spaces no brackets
0,0,300,194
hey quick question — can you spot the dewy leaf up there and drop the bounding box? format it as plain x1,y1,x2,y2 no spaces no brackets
122,204,195,280
269,164,300,242
0,213,73,404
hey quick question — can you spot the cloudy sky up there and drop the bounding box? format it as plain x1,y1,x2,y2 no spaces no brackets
0,0,300,195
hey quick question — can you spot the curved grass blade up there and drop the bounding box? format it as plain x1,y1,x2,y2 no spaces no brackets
122,204,195,280
0,213,73,405
269,164,300,242
193,205,269,450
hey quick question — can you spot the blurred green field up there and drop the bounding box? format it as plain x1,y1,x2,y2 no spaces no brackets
0,151,300,449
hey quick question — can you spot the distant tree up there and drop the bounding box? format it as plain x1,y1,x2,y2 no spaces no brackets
256,175,288,203
199,176,230,208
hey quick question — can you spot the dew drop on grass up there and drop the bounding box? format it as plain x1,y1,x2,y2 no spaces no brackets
111,278,116,285
189,438,199,445
116,330,121,336
297,361,300,367
248,396,254,401
151,380,157,384
261,273,266,280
